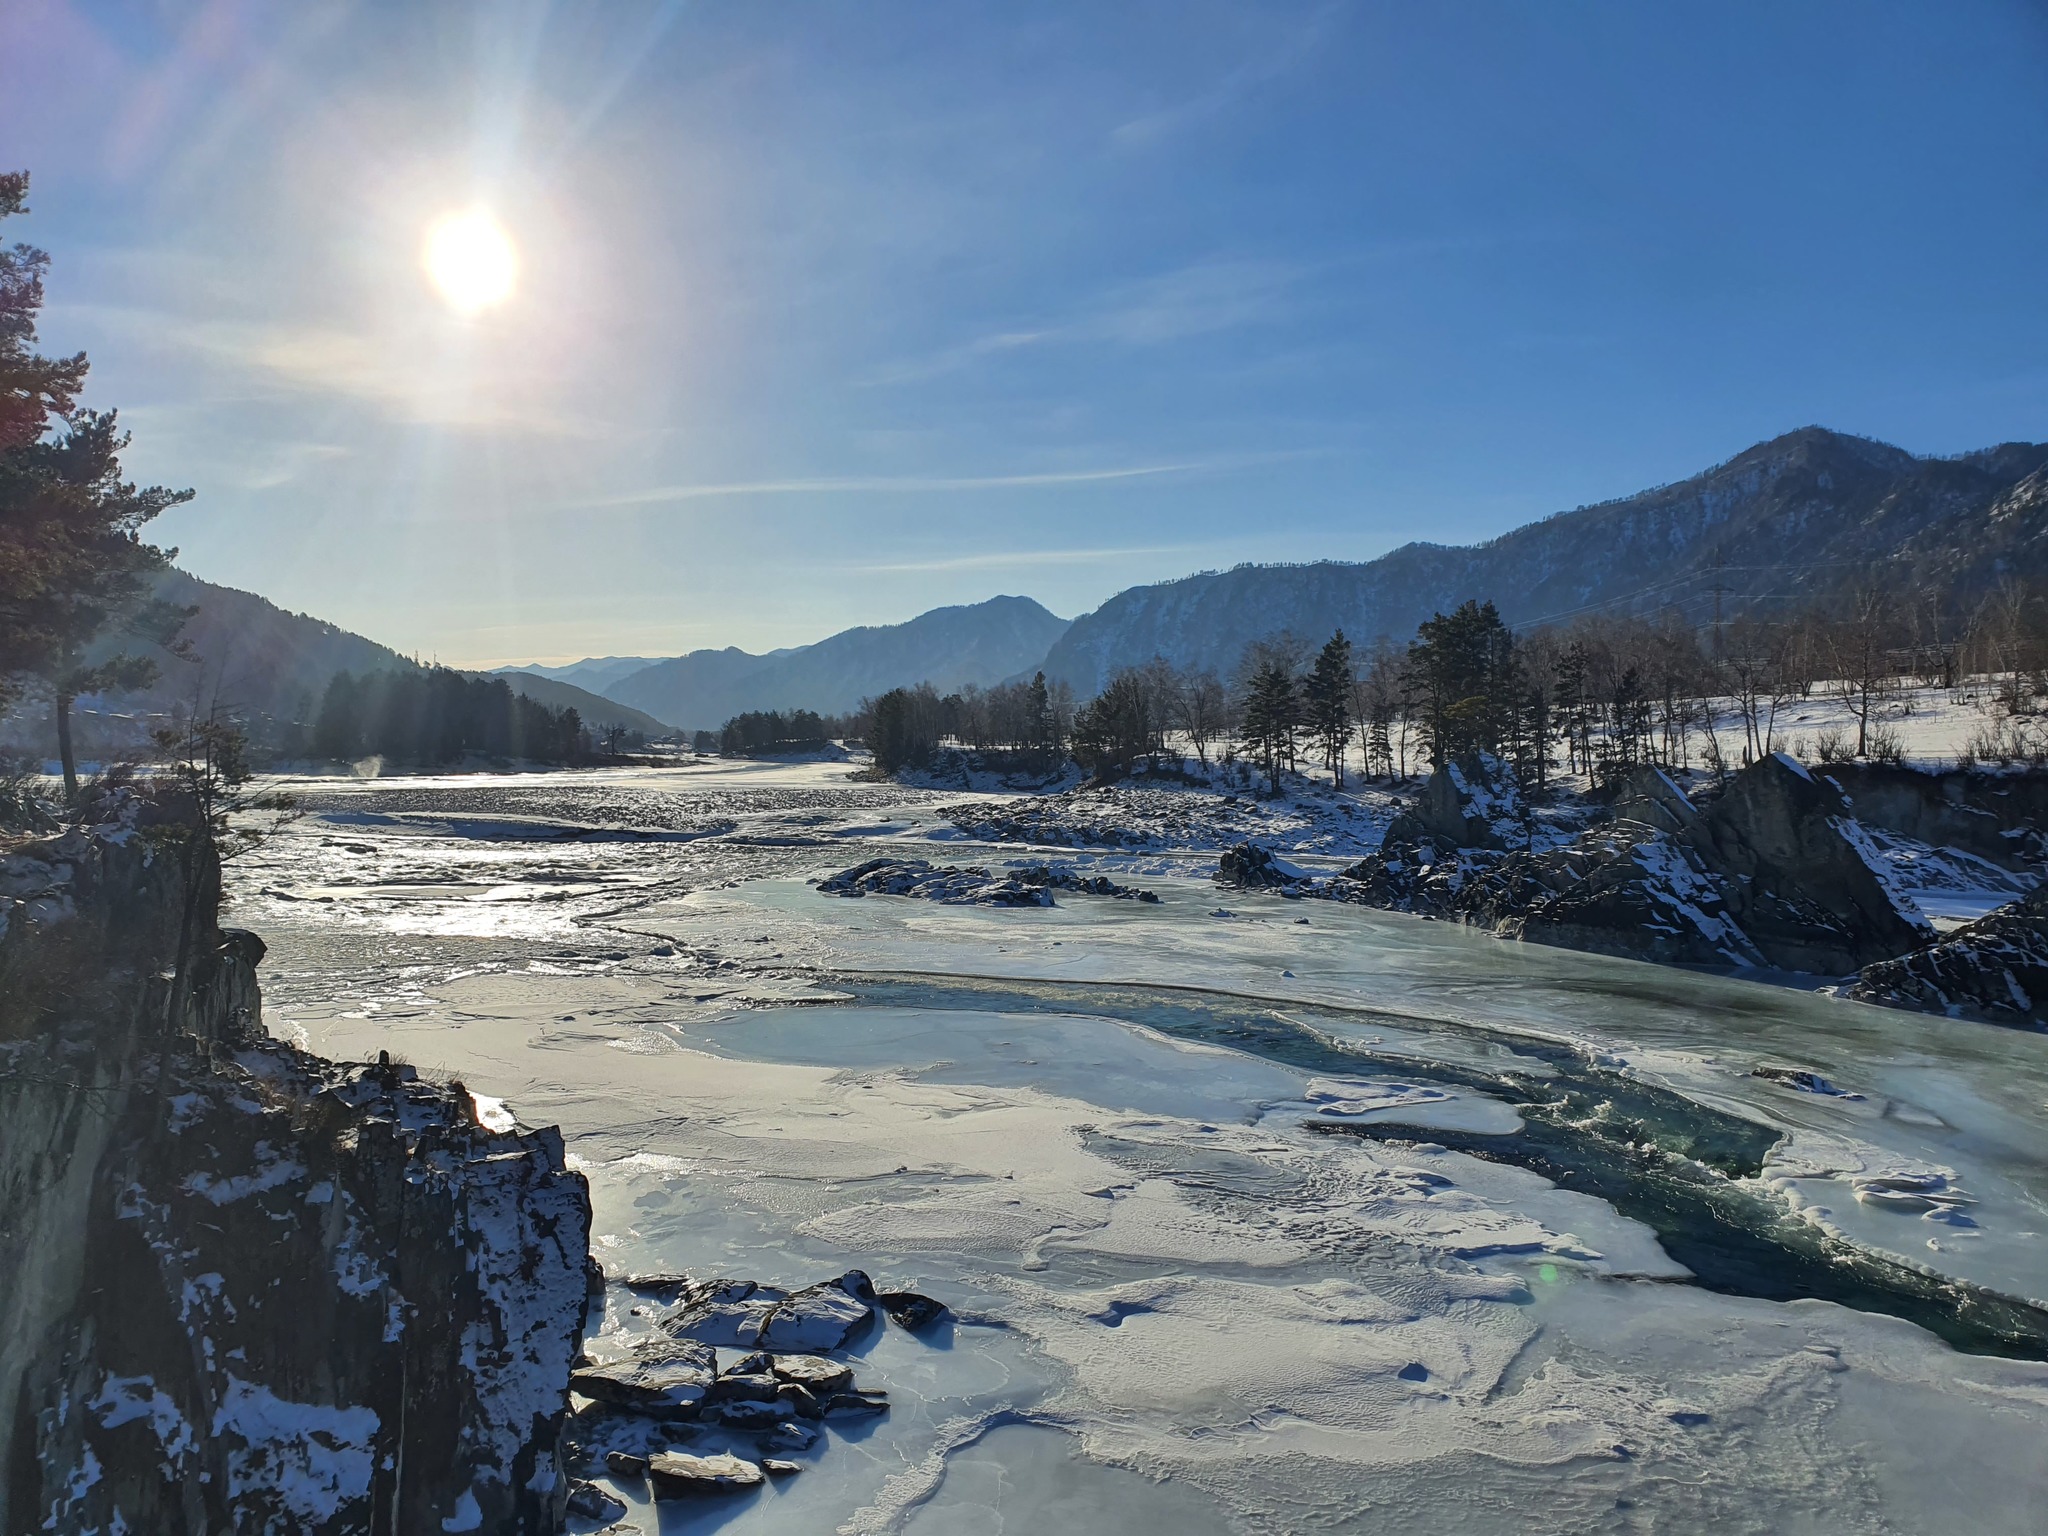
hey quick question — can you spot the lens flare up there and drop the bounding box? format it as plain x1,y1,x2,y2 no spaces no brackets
422,209,517,314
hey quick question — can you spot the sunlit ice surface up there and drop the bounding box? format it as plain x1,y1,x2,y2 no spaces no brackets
233,763,2048,1535
422,207,517,314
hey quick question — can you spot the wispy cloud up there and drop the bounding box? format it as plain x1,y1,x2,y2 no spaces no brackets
55,300,611,438
865,257,1309,386
1109,5,1341,149
571,461,1212,509
856,543,1208,574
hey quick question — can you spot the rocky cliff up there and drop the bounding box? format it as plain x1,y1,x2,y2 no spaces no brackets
0,785,591,1534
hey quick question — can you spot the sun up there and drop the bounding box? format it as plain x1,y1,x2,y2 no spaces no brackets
422,209,517,314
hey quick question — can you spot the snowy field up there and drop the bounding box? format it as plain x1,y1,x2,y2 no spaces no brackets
230,758,2048,1535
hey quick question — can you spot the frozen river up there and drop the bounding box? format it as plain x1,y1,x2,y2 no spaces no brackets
234,760,2048,1535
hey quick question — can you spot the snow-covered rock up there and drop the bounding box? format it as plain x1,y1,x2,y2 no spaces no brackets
1,785,592,1536
569,1339,717,1417
1242,755,1944,977
1838,886,2048,1026
818,856,1159,905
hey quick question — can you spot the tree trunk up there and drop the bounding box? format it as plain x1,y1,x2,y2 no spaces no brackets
55,691,77,802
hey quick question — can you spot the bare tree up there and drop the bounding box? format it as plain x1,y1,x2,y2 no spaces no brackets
1172,667,1228,765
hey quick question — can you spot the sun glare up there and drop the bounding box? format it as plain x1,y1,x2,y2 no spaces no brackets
423,209,517,314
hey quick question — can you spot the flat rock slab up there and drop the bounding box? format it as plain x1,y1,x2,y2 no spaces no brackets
770,1354,854,1394
570,1339,717,1417
648,1451,765,1497
661,1272,875,1351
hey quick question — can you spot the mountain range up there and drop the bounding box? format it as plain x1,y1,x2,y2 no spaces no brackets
594,595,1073,732
1039,427,2048,694
13,425,2041,755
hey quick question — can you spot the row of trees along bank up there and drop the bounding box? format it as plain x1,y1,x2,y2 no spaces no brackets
846,569,2048,791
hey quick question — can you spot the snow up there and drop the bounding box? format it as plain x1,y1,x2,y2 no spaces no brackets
211,1377,378,1528
468,1092,517,1133
88,1375,195,1462
223,762,2048,1536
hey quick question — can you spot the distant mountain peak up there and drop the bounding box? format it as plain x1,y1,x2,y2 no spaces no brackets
602,593,1072,730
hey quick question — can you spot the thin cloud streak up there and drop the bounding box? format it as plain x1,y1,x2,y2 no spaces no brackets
573,461,1212,509
856,543,1211,574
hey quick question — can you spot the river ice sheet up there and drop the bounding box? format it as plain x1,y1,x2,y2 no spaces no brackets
234,763,2048,1534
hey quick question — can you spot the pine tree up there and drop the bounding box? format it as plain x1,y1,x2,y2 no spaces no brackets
1404,600,1518,767
1304,630,1353,787
1239,661,1298,795
0,173,192,793
1028,670,1053,753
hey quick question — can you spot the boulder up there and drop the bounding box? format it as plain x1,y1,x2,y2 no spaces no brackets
569,1339,717,1417
605,1451,650,1479
816,858,1055,907
822,1391,890,1419
759,1278,876,1350
878,1290,949,1330
1015,863,1162,902
769,1354,854,1395
705,1372,781,1405
662,1270,876,1351
777,1380,824,1418
1839,886,2048,1026
1608,766,1704,836
1320,754,1938,979
1385,752,1525,851
647,1451,765,1497
711,1399,786,1428
764,1420,819,1450
567,1480,629,1522
1216,842,1297,889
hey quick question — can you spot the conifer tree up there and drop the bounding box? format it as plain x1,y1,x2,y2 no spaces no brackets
1304,630,1353,787
1239,660,1298,795
0,172,192,794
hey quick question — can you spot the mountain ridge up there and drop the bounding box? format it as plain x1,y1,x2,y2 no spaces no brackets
1036,426,2048,694
604,595,1071,730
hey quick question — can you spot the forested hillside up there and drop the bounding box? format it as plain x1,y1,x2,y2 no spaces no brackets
1039,428,2048,695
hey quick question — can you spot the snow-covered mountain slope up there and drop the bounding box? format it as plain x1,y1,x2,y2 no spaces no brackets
606,595,1071,730
1039,428,2048,694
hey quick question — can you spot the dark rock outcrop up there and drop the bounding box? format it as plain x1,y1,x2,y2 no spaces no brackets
0,787,591,1535
818,857,1157,906
1839,886,2048,1027
1233,756,1939,978
1818,762,2048,871
1216,843,1302,889
817,857,1055,906
658,1271,878,1352
1383,752,1527,851
877,1291,949,1331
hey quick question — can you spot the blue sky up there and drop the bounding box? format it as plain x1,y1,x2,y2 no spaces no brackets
5,1,2046,666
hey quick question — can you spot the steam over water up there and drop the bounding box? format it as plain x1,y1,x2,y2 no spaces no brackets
238,761,2048,1535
